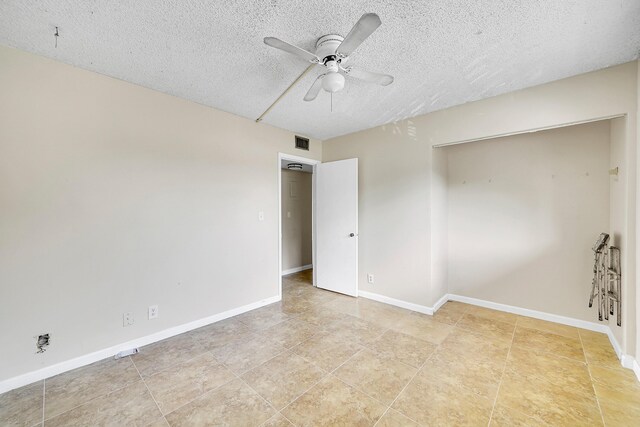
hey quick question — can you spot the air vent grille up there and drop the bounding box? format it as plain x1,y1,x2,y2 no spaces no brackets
295,136,309,151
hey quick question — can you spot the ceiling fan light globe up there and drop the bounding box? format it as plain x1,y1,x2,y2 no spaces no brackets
322,72,345,93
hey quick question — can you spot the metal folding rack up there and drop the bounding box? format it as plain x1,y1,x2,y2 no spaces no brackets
588,233,621,326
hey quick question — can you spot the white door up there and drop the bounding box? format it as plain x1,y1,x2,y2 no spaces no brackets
315,158,358,296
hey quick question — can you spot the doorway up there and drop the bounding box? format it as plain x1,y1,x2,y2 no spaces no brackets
277,153,359,299
280,155,316,292
278,153,319,300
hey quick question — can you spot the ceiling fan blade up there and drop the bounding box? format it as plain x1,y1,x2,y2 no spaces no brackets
304,74,325,101
343,66,393,86
264,37,320,63
336,13,382,57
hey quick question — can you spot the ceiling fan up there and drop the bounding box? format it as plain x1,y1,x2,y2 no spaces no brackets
264,13,394,102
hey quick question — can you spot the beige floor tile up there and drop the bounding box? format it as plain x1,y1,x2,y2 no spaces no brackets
516,316,580,339
278,298,316,315
147,416,170,426
505,346,593,396
512,326,585,361
323,313,388,346
432,301,468,325
241,351,326,410
45,357,141,419
391,312,454,345
0,381,43,427
327,297,408,328
376,409,420,426
392,369,493,426
144,352,235,414
581,335,624,370
188,316,253,351
282,375,386,426
292,332,363,372
423,348,503,399
293,306,345,328
4,268,634,426
578,329,609,344
496,372,602,426
438,327,510,366
464,305,519,325
590,364,640,392
490,405,546,426
44,381,162,426
262,413,294,426
593,381,640,408
366,329,437,368
264,318,319,349
211,333,286,375
132,333,207,378
237,304,292,331
164,378,275,426
594,384,640,427
333,349,417,405
456,313,515,343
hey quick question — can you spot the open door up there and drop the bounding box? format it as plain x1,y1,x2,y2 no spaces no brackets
315,158,358,297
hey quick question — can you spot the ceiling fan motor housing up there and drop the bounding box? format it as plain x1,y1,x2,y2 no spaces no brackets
315,34,346,63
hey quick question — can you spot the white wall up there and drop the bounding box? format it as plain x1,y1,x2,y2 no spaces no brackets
324,60,637,355
280,169,312,271
445,121,610,321
0,45,321,382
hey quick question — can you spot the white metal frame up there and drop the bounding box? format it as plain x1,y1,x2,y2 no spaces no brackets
277,152,320,300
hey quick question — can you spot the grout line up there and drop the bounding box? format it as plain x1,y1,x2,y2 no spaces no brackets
486,317,517,426
276,346,367,421
373,339,438,427
579,333,607,427
129,355,169,426
41,364,142,424
153,328,295,419
152,353,237,418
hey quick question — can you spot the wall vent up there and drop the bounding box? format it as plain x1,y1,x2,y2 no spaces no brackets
295,136,309,151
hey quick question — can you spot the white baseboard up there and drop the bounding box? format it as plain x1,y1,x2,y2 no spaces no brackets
0,295,281,394
358,290,435,315
447,293,636,373
447,294,609,333
432,293,449,312
357,290,635,376
282,264,312,276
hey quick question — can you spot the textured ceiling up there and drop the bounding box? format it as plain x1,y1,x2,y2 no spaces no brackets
1,1,639,140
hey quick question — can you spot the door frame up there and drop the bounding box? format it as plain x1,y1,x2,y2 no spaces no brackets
278,152,320,300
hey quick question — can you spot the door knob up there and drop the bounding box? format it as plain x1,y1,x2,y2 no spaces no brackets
349,233,356,237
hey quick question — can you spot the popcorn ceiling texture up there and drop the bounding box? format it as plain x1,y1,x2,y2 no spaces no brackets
0,0,639,140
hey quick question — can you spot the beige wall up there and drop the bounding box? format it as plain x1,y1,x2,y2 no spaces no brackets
281,169,312,271
445,121,610,321
0,45,321,382
637,58,640,360
323,126,432,305
610,117,634,352
324,60,637,356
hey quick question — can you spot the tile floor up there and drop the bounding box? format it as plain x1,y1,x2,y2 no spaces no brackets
2,269,640,426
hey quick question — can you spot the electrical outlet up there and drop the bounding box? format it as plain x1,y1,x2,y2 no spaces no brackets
123,312,134,327
367,274,374,284
148,305,159,320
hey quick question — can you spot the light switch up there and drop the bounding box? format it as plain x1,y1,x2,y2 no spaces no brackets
258,211,264,221
287,211,291,218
